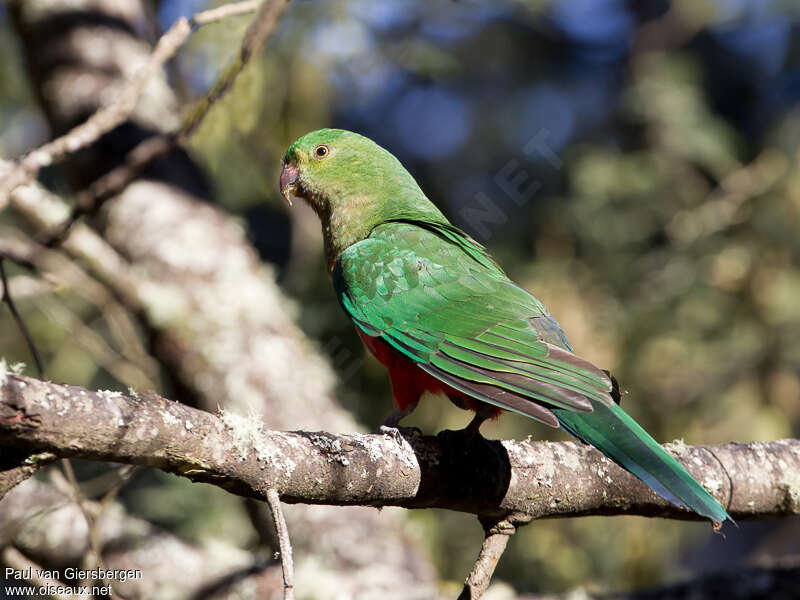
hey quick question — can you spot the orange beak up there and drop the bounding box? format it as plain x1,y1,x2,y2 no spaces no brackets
280,162,300,206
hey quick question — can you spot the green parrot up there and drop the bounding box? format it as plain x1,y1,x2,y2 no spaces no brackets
280,128,731,524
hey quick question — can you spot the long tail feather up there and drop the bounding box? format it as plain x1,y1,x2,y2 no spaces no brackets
554,402,732,524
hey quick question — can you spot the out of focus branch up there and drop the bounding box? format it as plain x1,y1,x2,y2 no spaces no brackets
1,162,148,343
181,0,289,138
0,260,44,376
0,228,159,389
1,546,80,600
0,477,282,599
0,0,274,206
37,0,289,247
2,373,799,522
0,15,190,204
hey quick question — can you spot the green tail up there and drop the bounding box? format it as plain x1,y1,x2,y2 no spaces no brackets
554,402,732,524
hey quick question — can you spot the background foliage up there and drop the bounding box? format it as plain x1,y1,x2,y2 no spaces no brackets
2,0,799,596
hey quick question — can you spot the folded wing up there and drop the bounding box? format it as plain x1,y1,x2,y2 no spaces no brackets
334,222,613,426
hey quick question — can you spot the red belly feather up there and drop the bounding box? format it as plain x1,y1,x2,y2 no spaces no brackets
357,330,502,418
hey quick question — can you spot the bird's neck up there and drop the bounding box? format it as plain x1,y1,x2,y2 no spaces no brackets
316,199,378,271
313,189,450,270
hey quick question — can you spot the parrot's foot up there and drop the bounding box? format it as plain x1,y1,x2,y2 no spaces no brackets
436,425,491,456
378,408,414,429
377,424,422,443
435,412,489,449
375,408,421,442
464,412,489,438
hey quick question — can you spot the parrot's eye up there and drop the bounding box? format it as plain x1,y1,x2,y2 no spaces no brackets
314,144,330,158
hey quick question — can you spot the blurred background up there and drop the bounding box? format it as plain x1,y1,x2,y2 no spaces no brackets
2,0,800,597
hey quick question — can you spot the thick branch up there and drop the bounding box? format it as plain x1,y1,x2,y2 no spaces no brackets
2,374,799,521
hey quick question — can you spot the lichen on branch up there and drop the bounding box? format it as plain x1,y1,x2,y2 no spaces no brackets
2,373,799,522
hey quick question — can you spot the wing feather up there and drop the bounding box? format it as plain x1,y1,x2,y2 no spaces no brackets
334,222,614,425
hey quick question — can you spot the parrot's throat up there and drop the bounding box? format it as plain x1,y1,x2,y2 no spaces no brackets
297,186,376,270
317,199,379,271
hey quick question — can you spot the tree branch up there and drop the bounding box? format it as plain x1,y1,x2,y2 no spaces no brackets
1,476,282,599
265,489,294,600
0,14,189,204
34,0,289,247
459,518,521,600
2,373,799,522
0,259,44,376
0,447,56,499
0,0,275,206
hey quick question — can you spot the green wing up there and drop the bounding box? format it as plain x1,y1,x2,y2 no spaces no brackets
334,221,614,427
335,220,731,524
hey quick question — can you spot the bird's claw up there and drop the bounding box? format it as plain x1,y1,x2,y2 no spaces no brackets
376,424,422,443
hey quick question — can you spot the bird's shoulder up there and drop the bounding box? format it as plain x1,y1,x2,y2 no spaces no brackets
336,221,509,303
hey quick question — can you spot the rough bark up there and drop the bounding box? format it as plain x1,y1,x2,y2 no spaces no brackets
3,374,799,522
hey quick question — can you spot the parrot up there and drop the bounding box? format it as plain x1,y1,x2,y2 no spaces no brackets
280,128,731,525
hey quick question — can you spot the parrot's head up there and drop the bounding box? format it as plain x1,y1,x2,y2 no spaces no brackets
280,128,448,266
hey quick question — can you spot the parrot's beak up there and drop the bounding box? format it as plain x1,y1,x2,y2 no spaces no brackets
280,162,300,207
